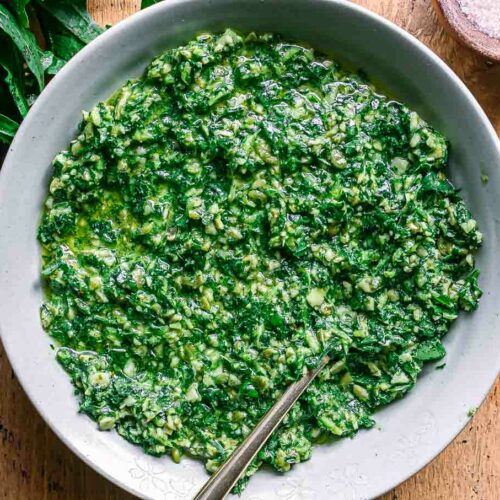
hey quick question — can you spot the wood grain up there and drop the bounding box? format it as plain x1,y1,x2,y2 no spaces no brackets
0,1,498,499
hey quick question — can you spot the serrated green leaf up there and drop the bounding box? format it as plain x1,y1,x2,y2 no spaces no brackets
35,0,102,44
0,4,45,91
0,36,29,117
50,32,84,61
37,8,85,63
10,0,31,28
0,113,19,144
3,64,29,116
41,50,66,75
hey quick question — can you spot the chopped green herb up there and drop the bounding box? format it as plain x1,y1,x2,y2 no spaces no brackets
467,407,477,417
38,30,482,489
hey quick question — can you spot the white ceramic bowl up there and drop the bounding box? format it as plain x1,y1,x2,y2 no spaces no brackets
0,1,499,498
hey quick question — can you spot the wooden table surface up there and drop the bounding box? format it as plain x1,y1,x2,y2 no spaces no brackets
0,1,498,499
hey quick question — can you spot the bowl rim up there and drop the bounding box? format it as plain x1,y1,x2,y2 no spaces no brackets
1,0,499,498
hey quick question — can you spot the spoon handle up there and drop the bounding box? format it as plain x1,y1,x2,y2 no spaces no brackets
194,354,331,500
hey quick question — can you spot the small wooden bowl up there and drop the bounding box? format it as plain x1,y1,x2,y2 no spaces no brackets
433,0,500,61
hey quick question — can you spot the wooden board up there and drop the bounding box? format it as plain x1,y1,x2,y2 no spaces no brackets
0,1,498,498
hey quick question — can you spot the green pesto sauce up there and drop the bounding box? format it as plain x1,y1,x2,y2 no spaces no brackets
38,30,482,489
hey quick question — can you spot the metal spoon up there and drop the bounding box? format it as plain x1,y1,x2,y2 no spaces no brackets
194,353,331,500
